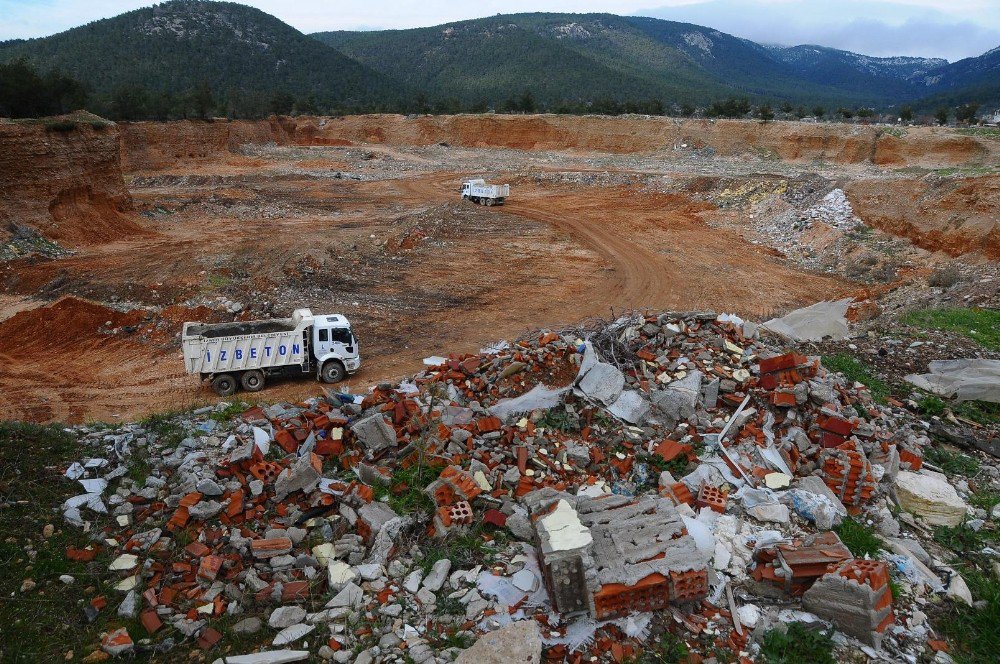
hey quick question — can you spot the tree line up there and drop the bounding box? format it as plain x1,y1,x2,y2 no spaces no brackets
0,59,992,126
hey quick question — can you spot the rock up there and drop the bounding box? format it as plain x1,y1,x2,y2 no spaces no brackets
269,606,307,629
20,579,36,593
188,500,223,521
895,470,968,527
747,503,790,524
404,569,424,593
947,574,973,606
422,559,452,592
455,620,542,664
233,617,262,634
196,478,224,496
736,604,761,629
272,623,314,646
42,524,54,537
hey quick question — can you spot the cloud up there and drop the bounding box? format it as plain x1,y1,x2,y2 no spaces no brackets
640,0,1000,60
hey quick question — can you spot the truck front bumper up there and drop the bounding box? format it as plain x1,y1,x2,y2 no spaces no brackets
345,358,361,374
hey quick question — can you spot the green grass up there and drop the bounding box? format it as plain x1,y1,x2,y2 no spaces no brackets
917,394,947,417
377,463,443,515
901,308,1000,351
925,445,980,476
936,568,1000,664
0,421,123,662
954,400,1000,427
210,401,250,423
626,632,689,663
955,127,1000,140
821,353,889,404
969,490,1000,512
140,411,188,447
419,523,509,576
934,523,999,552
760,622,835,664
535,407,580,433
834,517,883,558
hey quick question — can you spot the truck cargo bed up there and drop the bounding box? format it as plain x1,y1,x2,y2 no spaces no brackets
186,318,297,339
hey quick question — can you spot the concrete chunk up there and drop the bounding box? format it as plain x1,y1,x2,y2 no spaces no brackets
351,413,397,454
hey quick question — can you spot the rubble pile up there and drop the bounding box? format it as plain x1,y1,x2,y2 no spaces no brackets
58,310,988,663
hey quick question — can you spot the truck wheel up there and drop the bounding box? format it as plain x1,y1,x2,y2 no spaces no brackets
241,370,265,392
485,198,494,206
321,361,346,384
212,373,238,397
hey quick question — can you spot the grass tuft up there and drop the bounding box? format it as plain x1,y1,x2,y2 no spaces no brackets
925,446,980,476
821,353,889,404
936,568,1000,664
834,516,883,558
760,622,836,664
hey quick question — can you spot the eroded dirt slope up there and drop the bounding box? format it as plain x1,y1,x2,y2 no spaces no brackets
0,118,146,249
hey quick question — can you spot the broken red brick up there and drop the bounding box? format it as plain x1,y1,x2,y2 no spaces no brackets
695,484,727,514
197,555,223,581
197,627,222,650
139,609,162,634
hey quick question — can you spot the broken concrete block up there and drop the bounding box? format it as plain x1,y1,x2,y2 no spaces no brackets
803,559,894,647
275,454,321,500
272,623,314,646
895,470,968,527
652,371,703,423
455,620,542,664
575,346,625,406
350,413,397,454
606,389,650,425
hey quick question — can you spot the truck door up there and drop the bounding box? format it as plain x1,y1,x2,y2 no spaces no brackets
315,327,331,359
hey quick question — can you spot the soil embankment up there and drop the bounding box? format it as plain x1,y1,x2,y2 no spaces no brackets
0,117,144,247
847,175,1000,259
119,117,296,171
290,114,996,168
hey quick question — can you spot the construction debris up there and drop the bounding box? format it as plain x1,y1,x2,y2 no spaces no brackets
50,309,985,663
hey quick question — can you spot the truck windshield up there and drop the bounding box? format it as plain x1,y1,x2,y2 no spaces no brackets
330,328,352,344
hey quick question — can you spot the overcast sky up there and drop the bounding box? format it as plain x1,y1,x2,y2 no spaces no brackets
1,0,997,61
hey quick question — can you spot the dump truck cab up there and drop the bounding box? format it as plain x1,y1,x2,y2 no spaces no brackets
311,313,360,381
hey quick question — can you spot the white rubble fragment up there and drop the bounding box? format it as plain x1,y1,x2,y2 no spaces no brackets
895,470,968,527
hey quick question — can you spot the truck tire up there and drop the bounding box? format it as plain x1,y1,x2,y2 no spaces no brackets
212,373,238,397
320,361,346,384
241,370,265,392
485,198,494,206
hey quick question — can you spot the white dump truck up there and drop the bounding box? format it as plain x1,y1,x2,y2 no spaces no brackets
182,309,360,396
460,178,509,206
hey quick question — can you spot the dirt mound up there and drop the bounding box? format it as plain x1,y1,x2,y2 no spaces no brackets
0,119,147,249
289,115,996,168
119,117,296,171
846,175,1000,259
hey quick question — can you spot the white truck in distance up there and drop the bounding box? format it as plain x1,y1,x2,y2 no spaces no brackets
182,309,360,396
460,178,509,206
